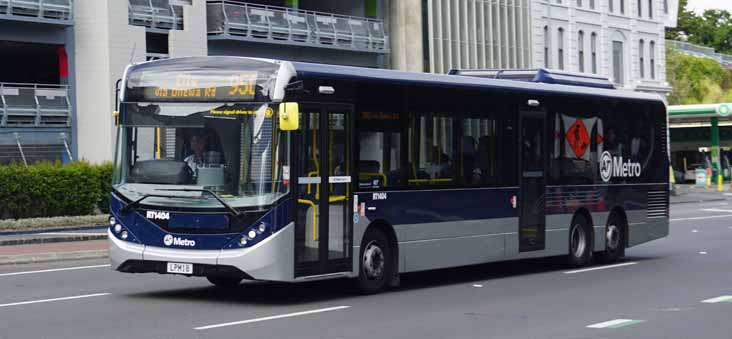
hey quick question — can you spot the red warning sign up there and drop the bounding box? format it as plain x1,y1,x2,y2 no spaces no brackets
566,119,590,158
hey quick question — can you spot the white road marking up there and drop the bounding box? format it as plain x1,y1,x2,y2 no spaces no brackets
699,251,708,255
692,229,699,233
564,262,638,274
701,208,732,213
587,319,644,328
0,293,110,308
0,264,110,277
701,296,732,303
195,306,351,330
472,284,483,288
671,214,732,222
724,193,732,196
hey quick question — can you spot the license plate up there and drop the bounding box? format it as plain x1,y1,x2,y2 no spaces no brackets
167,262,193,275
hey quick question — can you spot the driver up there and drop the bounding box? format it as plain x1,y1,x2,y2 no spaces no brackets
184,130,223,172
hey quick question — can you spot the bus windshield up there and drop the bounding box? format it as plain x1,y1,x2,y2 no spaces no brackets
113,102,289,209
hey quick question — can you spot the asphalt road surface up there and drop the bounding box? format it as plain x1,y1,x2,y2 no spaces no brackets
1,201,731,339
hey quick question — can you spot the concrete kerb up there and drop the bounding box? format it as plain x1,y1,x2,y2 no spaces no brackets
0,233,108,247
0,250,108,266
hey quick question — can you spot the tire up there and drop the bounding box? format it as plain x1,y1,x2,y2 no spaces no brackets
206,276,242,288
356,228,394,294
596,212,626,264
568,214,592,267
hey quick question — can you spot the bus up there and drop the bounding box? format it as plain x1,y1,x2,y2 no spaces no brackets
109,57,669,293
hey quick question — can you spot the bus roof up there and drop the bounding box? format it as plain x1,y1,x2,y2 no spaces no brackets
290,61,664,103
124,56,664,104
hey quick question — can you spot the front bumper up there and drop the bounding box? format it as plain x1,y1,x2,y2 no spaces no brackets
109,222,295,282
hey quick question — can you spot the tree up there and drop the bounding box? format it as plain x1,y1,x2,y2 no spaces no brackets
666,0,732,54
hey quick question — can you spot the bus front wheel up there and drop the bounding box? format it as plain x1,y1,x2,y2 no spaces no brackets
357,228,394,294
568,214,592,267
206,276,242,288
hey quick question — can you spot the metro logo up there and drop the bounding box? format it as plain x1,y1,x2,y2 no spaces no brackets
600,151,641,182
163,234,196,247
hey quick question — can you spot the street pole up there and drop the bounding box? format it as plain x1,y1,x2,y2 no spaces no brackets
711,117,721,190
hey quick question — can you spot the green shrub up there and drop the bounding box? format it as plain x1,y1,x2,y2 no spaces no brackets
0,161,113,220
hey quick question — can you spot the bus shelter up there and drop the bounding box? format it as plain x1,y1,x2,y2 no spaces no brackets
668,103,732,183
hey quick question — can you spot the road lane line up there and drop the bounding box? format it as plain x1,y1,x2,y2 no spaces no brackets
701,208,732,213
671,215,732,222
587,319,644,329
194,306,351,330
701,296,732,303
0,264,110,277
699,251,708,255
0,293,110,308
39,232,107,236
564,262,638,274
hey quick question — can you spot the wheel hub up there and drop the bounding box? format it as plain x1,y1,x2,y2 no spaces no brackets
362,241,384,280
606,225,620,250
571,224,586,258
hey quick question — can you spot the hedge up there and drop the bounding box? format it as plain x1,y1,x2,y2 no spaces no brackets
0,162,114,220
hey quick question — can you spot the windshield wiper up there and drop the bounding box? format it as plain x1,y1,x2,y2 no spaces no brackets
154,188,244,221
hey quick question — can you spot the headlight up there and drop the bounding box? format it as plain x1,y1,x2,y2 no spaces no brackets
239,237,247,247
120,231,129,240
113,224,122,233
257,223,266,233
248,230,257,239
109,217,116,225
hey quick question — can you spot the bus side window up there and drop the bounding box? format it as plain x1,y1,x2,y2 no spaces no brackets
357,131,401,189
408,113,455,186
462,117,499,186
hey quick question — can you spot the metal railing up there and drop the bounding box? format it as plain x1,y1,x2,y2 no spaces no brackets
0,83,71,128
206,1,389,53
667,39,732,67
129,0,184,30
0,0,73,21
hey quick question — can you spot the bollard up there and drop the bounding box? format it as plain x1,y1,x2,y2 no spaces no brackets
718,175,724,192
707,176,712,189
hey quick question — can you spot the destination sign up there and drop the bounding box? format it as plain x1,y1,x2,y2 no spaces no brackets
129,71,262,102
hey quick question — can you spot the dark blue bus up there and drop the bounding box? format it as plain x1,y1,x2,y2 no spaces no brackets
109,57,669,293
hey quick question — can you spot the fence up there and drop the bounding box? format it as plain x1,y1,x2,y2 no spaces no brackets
667,39,732,67
0,0,73,21
206,1,389,53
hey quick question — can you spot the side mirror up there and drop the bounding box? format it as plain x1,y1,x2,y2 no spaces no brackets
278,102,300,131
113,110,120,126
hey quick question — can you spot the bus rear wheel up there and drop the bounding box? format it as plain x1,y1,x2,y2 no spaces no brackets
568,214,592,267
206,276,242,288
596,213,626,264
357,228,394,294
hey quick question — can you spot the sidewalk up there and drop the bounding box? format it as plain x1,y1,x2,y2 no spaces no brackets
671,184,732,204
0,227,108,265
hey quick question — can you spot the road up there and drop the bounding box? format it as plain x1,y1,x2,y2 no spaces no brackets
1,201,731,339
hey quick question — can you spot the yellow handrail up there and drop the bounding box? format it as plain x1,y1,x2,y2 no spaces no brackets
298,199,318,241
408,178,453,184
358,172,388,186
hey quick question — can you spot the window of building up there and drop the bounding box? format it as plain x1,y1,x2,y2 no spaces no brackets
637,0,642,17
648,0,653,18
609,0,614,12
664,0,668,13
620,0,625,14
577,0,582,7
590,0,595,9
544,26,551,68
578,31,585,73
591,32,598,73
650,40,656,79
558,28,565,70
639,39,645,78
408,114,454,186
612,40,624,84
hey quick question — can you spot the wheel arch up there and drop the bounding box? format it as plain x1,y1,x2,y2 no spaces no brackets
608,205,629,248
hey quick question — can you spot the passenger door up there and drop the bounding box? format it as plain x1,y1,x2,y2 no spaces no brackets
518,109,547,252
294,104,353,277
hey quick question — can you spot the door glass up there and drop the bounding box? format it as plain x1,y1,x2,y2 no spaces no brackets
296,112,320,264
327,112,351,260
520,114,546,252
